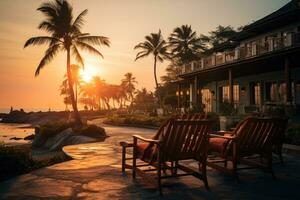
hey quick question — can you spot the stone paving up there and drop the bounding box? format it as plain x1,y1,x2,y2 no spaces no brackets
0,118,300,200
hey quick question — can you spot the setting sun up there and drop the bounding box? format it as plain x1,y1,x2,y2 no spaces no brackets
80,65,100,82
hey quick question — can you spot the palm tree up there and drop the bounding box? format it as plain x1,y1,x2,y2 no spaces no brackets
59,79,71,110
134,30,169,101
24,0,110,125
91,76,107,110
121,73,137,105
200,25,236,49
168,25,204,64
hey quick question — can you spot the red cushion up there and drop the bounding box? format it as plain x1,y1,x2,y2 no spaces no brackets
209,137,230,154
137,143,149,157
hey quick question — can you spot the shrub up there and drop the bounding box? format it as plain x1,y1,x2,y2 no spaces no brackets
74,125,106,139
219,101,235,116
104,114,170,127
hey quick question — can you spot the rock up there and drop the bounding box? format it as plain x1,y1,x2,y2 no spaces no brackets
24,134,35,140
43,128,97,151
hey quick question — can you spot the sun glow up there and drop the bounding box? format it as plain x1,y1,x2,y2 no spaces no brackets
80,66,100,82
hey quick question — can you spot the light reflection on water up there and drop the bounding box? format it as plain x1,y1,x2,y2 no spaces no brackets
0,123,34,144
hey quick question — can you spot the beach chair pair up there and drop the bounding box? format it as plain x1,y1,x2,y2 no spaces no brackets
120,114,288,194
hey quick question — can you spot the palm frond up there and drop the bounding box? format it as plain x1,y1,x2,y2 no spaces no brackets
35,43,61,76
24,36,61,48
135,51,150,61
71,45,84,67
38,21,55,33
75,41,104,58
76,36,110,47
72,9,88,31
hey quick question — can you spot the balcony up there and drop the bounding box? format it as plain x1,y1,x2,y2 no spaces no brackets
181,32,300,75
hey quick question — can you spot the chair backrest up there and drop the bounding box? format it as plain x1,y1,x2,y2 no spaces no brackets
233,117,280,155
160,119,214,162
152,113,208,140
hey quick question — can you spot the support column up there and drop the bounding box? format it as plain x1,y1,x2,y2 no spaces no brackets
285,57,292,103
229,69,234,104
194,76,198,105
189,81,193,108
177,84,181,108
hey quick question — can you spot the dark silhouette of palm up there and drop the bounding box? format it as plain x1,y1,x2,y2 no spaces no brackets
134,30,169,103
121,73,137,105
168,25,204,64
24,0,110,125
200,25,236,49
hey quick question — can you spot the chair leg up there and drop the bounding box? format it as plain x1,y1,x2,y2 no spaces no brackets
267,153,276,180
232,143,239,182
132,139,137,179
157,148,162,195
174,161,178,175
200,161,209,190
122,146,126,174
278,145,284,165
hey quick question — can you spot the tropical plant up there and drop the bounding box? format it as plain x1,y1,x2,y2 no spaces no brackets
168,25,204,64
134,30,169,104
121,73,137,105
24,0,110,125
200,25,237,49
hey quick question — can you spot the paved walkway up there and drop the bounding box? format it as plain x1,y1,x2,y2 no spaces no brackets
0,118,300,200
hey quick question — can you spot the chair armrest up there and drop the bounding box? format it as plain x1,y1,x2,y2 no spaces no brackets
214,131,233,135
133,135,162,144
120,141,133,147
209,134,236,140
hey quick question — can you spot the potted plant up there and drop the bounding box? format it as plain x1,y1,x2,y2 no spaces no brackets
219,101,235,131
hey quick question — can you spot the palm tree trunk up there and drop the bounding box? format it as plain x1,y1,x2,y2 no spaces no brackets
66,48,82,125
153,55,162,106
75,82,78,105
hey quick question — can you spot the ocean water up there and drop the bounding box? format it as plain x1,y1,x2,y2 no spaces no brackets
0,123,34,145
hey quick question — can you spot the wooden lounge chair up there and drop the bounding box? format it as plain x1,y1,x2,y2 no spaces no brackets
128,119,213,194
120,113,208,173
208,117,283,180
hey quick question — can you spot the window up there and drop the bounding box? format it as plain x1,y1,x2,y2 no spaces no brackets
251,83,261,105
201,89,212,113
222,86,229,102
233,85,240,104
279,83,286,102
265,82,278,102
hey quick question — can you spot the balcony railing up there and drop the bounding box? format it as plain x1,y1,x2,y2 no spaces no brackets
181,32,300,75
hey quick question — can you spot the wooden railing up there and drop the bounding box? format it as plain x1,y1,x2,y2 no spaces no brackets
181,32,300,75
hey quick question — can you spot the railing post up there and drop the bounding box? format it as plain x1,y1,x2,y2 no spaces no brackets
229,69,234,104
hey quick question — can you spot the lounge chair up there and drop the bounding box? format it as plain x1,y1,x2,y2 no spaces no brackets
121,117,213,194
208,117,283,180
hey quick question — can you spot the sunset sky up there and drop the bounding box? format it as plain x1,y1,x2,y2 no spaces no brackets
0,0,289,112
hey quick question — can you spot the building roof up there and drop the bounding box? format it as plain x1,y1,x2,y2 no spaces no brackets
231,0,300,41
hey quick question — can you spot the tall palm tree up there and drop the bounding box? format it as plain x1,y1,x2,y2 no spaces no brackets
121,73,137,105
134,30,169,98
168,25,204,64
200,25,236,49
24,0,110,125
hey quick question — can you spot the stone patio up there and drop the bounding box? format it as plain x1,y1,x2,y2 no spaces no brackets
0,118,300,200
